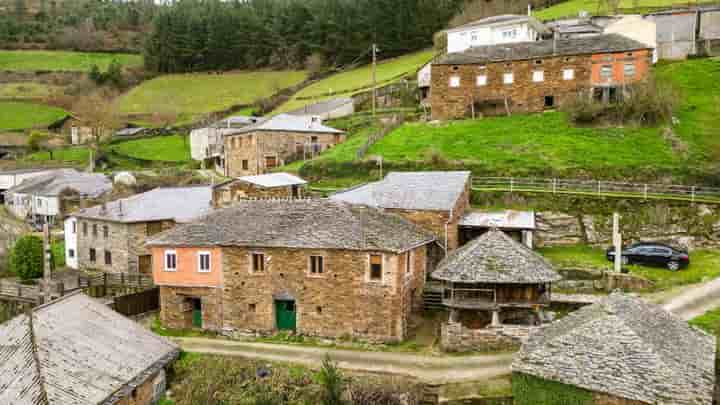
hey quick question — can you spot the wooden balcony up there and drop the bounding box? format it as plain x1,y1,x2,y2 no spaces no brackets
442,287,551,310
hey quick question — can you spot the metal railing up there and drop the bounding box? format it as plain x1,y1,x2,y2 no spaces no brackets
473,177,720,204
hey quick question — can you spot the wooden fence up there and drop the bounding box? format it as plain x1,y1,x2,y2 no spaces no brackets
472,177,720,204
0,281,41,303
114,287,160,317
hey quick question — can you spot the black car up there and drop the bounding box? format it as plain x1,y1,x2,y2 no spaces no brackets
606,242,689,271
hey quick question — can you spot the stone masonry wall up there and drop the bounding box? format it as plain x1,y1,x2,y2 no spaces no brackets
220,245,427,342
160,286,223,331
224,131,346,177
441,322,537,352
114,370,162,405
592,392,648,405
212,181,304,208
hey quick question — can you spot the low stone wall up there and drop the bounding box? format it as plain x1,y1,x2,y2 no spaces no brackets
556,268,654,293
441,322,537,353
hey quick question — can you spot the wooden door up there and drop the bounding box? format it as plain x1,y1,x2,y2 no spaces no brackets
192,298,202,328
275,300,296,330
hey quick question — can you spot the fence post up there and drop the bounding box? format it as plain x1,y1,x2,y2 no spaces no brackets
644,184,648,200
553,178,557,194
17,286,21,298
692,186,696,203
597,180,601,195
510,178,514,193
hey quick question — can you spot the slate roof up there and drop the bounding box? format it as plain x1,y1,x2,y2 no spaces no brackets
513,292,716,405
72,186,213,223
0,168,60,176
436,34,651,65
431,229,560,283
447,14,550,35
6,169,112,197
237,173,307,188
0,292,179,405
460,210,536,230
331,171,471,211
147,199,436,253
230,113,343,135
287,98,354,117
115,127,146,136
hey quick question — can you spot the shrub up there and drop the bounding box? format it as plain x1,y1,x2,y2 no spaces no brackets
27,130,47,153
315,355,345,405
8,235,44,281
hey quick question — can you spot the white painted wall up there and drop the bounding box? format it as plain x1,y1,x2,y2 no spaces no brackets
447,22,538,54
605,16,658,63
190,127,223,161
0,170,56,191
64,217,78,269
5,192,59,222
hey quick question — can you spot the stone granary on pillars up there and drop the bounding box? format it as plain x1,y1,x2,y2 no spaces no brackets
0,292,180,405
432,229,561,352
212,172,308,207
147,199,436,343
512,292,716,405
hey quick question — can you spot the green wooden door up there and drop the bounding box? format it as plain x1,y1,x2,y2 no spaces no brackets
192,299,202,328
275,300,296,330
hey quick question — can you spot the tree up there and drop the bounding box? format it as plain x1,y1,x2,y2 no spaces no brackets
8,235,44,281
72,91,120,148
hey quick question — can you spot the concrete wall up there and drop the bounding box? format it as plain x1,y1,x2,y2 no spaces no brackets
447,22,538,54
604,16,657,62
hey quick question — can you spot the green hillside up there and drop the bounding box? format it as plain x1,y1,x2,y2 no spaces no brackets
274,50,434,114
109,135,191,163
0,50,142,72
295,58,720,184
117,70,307,124
0,101,68,131
534,0,715,20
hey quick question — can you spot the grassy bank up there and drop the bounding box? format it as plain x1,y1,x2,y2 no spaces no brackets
689,307,720,336
0,101,68,131
0,50,142,72
0,83,61,100
109,135,191,163
533,0,712,20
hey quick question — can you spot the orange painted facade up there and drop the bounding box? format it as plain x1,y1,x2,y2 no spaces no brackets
152,247,223,287
590,49,651,86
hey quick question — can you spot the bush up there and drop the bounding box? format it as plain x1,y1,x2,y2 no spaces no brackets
316,355,345,405
8,235,44,281
563,77,678,127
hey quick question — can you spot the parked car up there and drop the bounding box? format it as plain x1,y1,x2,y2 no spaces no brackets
606,242,689,271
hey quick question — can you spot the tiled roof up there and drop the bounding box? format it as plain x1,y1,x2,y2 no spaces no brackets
147,199,436,253
431,229,560,283
513,292,716,404
7,169,111,197
0,293,179,405
331,171,471,211
72,186,213,223
231,114,343,135
436,34,651,65
237,173,307,188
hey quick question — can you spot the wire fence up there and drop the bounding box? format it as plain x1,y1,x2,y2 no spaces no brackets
472,177,720,204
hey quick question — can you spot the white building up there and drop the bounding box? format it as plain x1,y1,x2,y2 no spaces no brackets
190,115,260,165
0,168,60,204
445,14,549,54
64,217,78,269
4,169,112,225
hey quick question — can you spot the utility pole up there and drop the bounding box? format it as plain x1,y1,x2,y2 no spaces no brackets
372,43,378,118
613,213,622,273
42,222,52,303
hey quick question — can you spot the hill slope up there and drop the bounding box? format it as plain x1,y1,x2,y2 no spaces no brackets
534,0,715,20
0,50,142,72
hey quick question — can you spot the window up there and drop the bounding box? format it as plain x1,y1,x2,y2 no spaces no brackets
369,254,383,281
476,75,487,86
535,60,543,65
103,225,109,239
503,73,514,84
89,248,96,263
405,251,412,278
104,250,112,265
72,221,76,234
249,303,256,312
532,71,544,82
544,95,555,108
198,252,211,273
563,68,575,80
92,224,98,237
68,249,75,258
242,160,249,170
309,255,324,275
147,222,163,236
449,76,461,88
600,65,612,80
252,253,265,273
502,29,517,39
82,222,88,236
164,250,177,272
265,156,278,169
36,199,42,208
623,63,636,78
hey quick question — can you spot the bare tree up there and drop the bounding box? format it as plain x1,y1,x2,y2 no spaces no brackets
72,91,121,160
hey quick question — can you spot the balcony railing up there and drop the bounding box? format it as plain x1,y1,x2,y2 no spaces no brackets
442,287,551,309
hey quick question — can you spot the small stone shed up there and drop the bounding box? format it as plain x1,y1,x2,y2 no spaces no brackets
212,172,308,207
0,292,180,404
512,292,716,404
432,229,561,351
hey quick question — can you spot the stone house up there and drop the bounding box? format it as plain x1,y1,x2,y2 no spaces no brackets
0,167,60,204
212,172,307,207
431,33,653,120
4,168,112,226
222,114,345,177
147,199,436,343
0,292,179,405
331,171,472,255
66,186,213,273
512,292,716,404
432,229,561,352
190,115,260,166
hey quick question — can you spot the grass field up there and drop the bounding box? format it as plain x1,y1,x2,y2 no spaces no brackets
689,307,720,335
109,135,191,162
25,147,89,163
274,50,434,113
0,101,68,131
0,50,142,72
0,83,61,100
533,0,713,20
539,244,720,291
118,70,307,124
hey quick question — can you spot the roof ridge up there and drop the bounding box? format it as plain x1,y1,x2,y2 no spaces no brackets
27,311,50,405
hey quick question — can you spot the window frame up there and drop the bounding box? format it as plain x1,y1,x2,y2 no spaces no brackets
104,250,112,266
308,255,325,276
164,250,178,272
404,250,413,281
71,220,76,234
82,222,88,236
600,65,612,80
198,251,212,273
103,225,109,239
92,224,98,237
449,75,461,88
503,72,514,85
623,63,636,78
89,248,96,263
532,70,544,83
68,249,75,258
476,74,487,87
368,254,384,282
563,68,575,80
251,252,266,273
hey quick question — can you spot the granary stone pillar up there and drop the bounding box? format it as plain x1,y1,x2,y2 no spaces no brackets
491,310,501,327
449,308,459,324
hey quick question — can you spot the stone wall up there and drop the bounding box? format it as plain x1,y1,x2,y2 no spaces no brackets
224,131,346,177
219,245,427,342
115,369,168,405
441,322,536,352
212,181,304,207
159,286,223,330
592,392,648,405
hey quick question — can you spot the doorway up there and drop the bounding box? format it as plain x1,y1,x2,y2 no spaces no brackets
191,298,202,328
275,300,296,331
